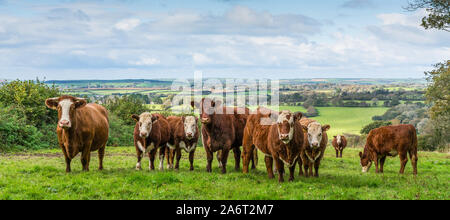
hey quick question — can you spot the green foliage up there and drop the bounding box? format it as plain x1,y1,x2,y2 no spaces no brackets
360,121,392,135
0,79,61,127
104,95,149,125
107,114,134,147
406,0,450,31
0,105,50,152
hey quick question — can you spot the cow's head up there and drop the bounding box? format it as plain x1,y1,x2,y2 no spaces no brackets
336,135,342,145
359,147,374,173
302,122,330,149
275,111,302,144
191,98,221,125
183,116,198,140
45,96,87,129
132,113,158,138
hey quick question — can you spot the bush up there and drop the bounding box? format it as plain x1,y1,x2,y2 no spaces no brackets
104,96,149,125
107,114,134,147
417,135,438,151
360,121,392,134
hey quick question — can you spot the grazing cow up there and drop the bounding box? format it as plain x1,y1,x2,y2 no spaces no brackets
298,118,330,177
166,115,199,171
242,108,303,182
359,124,418,175
332,135,347,158
131,113,170,171
191,98,256,174
45,95,109,172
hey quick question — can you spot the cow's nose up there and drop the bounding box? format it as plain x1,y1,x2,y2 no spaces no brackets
312,142,319,147
187,132,193,137
59,120,70,128
201,118,210,123
140,132,148,137
280,134,289,140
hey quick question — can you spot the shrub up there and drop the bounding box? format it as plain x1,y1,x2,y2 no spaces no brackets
107,114,134,147
360,121,392,134
104,95,149,125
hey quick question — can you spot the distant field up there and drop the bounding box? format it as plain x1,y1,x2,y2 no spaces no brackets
265,106,388,138
0,146,447,200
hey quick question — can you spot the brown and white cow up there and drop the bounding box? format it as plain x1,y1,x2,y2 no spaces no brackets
191,98,256,174
332,135,347,158
243,108,303,182
298,118,330,177
165,115,199,171
45,95,109,172
131,113,170,171
359,124,418,175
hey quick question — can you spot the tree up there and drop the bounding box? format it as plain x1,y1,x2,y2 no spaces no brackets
425,61,450,120
360,121,392,135
405,0,450,32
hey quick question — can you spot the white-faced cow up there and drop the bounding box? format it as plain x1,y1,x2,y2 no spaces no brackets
298,118,330,177
132,113,170,171
359,124,418,175
332,135,347,158
45,95,109,172
243,108,303,182
166,115,199,170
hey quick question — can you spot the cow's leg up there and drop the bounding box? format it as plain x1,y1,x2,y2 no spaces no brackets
136,148,143,170
242,144,254,174
158,146,166,171
175,148,182,170
220,149,230,174
264,156,274,179
81,147,91,172
308,162,313,177
251,149,258,170
298,156,304,176
275,158,285,183
62,147,72,173
165,147,171,169
288,163,296,182
149,149,157,171
216,150,223,168
374,156,380,173
340,150,343,158
233,147,241,171
189,150,195,171
98,145,105,171
335,149,339,158
409,149,418,175
205,148,213,173
314,160,320,177
379,156,386,173
399,152,408,174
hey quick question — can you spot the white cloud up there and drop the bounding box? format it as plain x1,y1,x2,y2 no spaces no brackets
129,57,160,66
115,18,141,31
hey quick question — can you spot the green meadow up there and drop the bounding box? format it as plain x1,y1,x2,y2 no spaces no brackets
0,146,447,200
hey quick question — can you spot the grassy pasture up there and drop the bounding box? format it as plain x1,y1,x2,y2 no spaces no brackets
0,146,448,200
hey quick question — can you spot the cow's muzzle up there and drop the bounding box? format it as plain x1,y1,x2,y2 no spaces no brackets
59,120,71,129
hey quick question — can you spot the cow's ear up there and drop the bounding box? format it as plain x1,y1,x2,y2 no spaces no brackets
359,152,363,158
322,124,330,131
152,115,159,123
131,114,140,122
45,97,59,110
181,116,186,122
74,98,87,109
294,112,303,121
333,136,337,138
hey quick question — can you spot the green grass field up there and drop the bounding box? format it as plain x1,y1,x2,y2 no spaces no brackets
0,146,447,200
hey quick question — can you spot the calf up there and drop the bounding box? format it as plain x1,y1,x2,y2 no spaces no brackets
243,108,303,182
132,113,170,171
332,135,347,158
359,124,418,175
298,118,330,177
166,115,199,171
191,98,254,174
45,95,109,172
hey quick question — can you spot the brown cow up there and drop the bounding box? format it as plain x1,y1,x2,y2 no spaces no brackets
191,98,256,174
131,113,170,171
332,135,347,158
359,124,418,175
45,95,109,172
165,115,199,171
298,118,330,177
242,108,303,182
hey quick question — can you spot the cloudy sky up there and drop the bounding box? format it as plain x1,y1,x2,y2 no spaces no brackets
0,0,448,80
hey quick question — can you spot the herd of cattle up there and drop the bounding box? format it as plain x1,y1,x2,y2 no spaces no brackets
45,95,418,182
